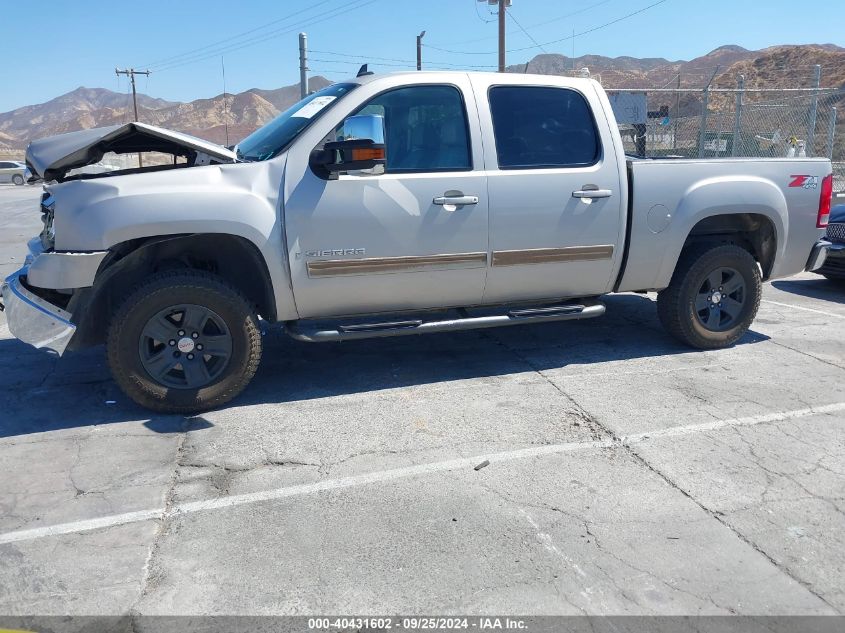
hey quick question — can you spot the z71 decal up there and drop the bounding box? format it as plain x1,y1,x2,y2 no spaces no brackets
789,175,819,189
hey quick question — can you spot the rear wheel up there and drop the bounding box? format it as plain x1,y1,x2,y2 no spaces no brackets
657,244,761,349
107,270,262,413
12,174,24,185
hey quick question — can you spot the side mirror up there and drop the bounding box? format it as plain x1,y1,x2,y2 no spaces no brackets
310,114,386,178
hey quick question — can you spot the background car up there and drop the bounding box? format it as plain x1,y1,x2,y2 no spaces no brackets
816,202,845,281
0,160,28,185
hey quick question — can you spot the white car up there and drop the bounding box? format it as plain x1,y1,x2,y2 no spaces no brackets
0,160,29,185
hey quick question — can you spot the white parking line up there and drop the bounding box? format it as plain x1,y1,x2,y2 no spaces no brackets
2,401,844,546
762,299,845,319
622,401,845,442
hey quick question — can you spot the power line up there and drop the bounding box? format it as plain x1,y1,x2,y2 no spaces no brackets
139,0,338,69
310,49,419,64
309,57,412,68
308,49,497,69
522,0,617,30
424,0,669,55
507,11,547,55
151,0,381,73
473,0,496,24
453,0,615,45
509,0,668,54
311,57,497,70
309,69,357,76
153,0,376,72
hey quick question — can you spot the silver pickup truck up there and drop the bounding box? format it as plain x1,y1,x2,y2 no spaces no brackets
1,71,833,413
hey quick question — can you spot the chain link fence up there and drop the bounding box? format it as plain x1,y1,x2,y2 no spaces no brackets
606,77,844,190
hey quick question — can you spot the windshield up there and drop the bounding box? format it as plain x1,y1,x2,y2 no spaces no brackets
235,83,357,161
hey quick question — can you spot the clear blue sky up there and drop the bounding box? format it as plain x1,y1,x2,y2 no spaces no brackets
1,0,843,113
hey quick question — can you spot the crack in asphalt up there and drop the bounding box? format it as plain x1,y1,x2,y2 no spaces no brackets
764,337,845,372
482,328,841,614
127,419,192,623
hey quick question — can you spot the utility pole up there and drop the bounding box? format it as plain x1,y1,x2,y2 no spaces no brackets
479,0,509,71
115,68,151,124
497,0,507,72
416,30,426,71
807,64,821,156
299,32,309,99
115,67,151,167
731,74,745,157
674,72,681,152
698,66,720,158
221,56,230,148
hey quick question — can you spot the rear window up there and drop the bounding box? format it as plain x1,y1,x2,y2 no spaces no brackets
489,86,600,169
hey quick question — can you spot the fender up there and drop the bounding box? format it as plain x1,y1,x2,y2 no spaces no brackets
620,175,787,292
48,158,299,320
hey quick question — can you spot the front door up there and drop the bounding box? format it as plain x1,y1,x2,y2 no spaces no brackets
283,80,488,319
473,80,625,304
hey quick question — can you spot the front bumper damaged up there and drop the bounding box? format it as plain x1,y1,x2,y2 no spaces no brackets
0,266,76,355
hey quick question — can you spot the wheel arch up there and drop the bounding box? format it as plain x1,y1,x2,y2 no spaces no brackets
678,212,778,278
68,233,277,349
654,177,787,289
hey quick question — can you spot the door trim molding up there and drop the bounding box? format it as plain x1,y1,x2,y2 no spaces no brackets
492,245,614,267
307,252,488,277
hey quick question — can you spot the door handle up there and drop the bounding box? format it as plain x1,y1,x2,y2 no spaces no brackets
433,195,479,206
572,187,613,199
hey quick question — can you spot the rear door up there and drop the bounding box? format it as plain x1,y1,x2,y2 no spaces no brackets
471,78,626,304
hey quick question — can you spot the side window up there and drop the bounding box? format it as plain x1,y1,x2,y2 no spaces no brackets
336,85,472,173
489,86,600,169
0,162,12,168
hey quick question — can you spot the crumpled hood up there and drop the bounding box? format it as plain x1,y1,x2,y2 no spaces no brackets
26,122,237,182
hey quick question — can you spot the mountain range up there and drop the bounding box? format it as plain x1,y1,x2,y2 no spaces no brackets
1,44,844,160
0,77,333,157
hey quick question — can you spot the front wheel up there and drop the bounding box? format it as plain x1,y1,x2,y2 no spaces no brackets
657,244,762,349
107,270,262,413
12,174,24,185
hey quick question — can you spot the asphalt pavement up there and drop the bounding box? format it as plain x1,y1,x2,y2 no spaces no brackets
0,184,843,621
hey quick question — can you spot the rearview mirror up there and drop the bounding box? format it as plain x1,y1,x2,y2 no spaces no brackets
310,114,386,179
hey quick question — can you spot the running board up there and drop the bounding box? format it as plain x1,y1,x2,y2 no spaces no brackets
285,302,605,343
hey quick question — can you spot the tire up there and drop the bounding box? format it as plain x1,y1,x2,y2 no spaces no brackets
657,243,762,349
107,270,262,413
12,174,24,185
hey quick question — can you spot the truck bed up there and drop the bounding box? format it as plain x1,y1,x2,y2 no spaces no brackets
616,157,829,293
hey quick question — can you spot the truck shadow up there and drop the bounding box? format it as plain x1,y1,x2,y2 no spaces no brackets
0,340,213,438
771,278,845,304
240,293,770,406
0,294,769,438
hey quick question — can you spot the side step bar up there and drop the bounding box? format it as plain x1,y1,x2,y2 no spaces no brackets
285,302,606,343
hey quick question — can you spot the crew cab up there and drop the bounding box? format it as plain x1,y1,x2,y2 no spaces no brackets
0,71,833,413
